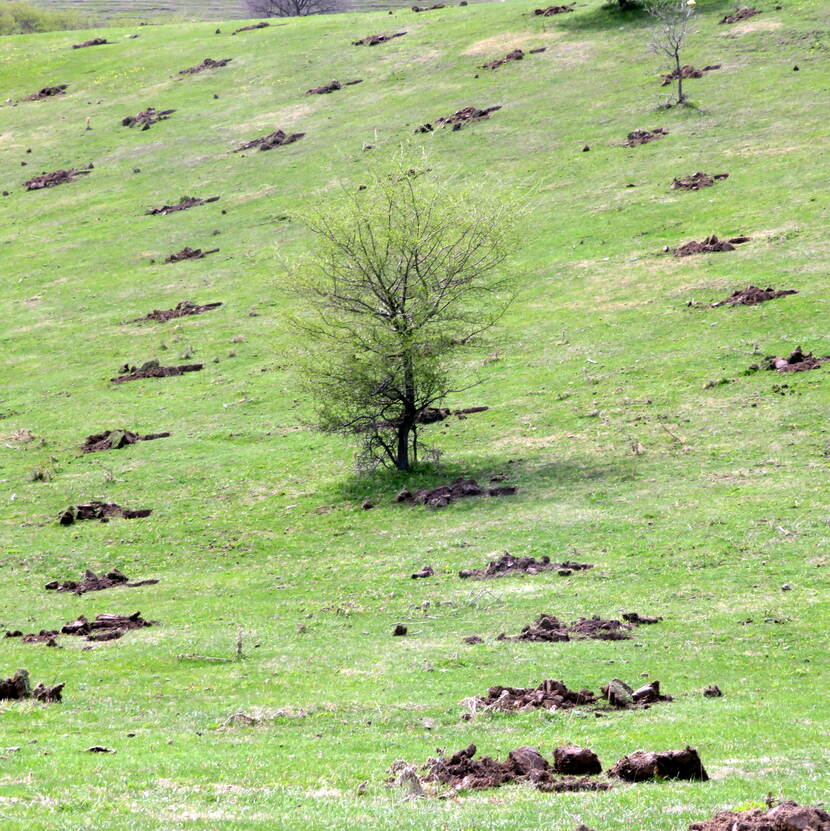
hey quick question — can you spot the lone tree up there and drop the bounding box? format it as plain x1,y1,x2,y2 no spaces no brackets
243,0,339,17
647,0,697,104
291,162,516,472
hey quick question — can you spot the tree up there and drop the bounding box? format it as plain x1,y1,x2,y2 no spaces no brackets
290,162,516,472
647,0,697,105
243,0,338,17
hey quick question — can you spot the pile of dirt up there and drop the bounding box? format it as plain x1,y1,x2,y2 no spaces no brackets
24,166,92,191
352,32,407,46
20,85,67,102
58,502,152,525
179,57,232,75
361,406,489,432
424,744,609,792
61,611,155,642
673,235,750,256
660,64,721,85
533,4,574,14
459,552,593,579
135,299,223,322
483,49,525,69
496,612,661,642
146,195,219,215
111,360,203,383
764,347,830,373
712,286,797,307
0,669,63,702
164,246,219,263
305,79,363,94
235,129,305,152
395,477,517,509
411,565,434,578
719,7,760,24
609,747,708,782
122,107,175,130
624,127,668,147
45,569,159,594
471,679,598,712
72,38,108,49
601,678,671,708
5,630,59,647
689,801,830,831
232,21,269,34
671,172,729,190
418,105,501,132
412,3,444,10
82,429,170,452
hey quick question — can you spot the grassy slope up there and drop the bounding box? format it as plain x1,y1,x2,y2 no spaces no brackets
1,1,829,828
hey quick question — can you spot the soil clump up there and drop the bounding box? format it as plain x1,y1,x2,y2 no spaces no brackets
609,747,708,782
497,612,661,642
305,79,363,94
179,57,231,75
164,246,219,263
5,630,59,647
72,38,108,48
418,106,501,132
412,3,444,10
395,477,517,509
533,4,574,14
671,172,729,190
20,85,67,102
459,552,593,579
762,347,830,373
146,195,219,215
110,360,203,383
235,129,305,152
135,299,222,322
232,21,268,33
624,128,667,147
411,566,434,579
719,7,760,24
61,612,155,642
0,669,63,702
661,64,720,85
470,678,598,712
689,801,830,831
121,107,175,130
24,166,92,190
83,429,169,452
352,32,407,46
45,569,159,594
483,49,525,69
673,234,750,256
58,502,152,525
601,678,671,708
712,286,797,307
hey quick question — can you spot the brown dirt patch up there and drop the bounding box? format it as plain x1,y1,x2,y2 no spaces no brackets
24,165,92,191
395,477,517,509
483,49,525,69
45,568,158,594
146,195,219,215
468,679,597,712
364,406,489,432
609,747,708,782
179,57,232,75
61,611,155,642
0,669,63,702
719,7,761,24
624,128,668,147
671,172,729,190
122,107,175,130
235,129,305,152
5,630,59,647
761,347,830,373
58,502,152,525
689,801,830,831
459,552,593,579
82,429,170,452
496,612,661,642
305,79,363,95
352,32,407,46
135,299,223,323
417,106,501,133
72,38,108,49
20,85,67,102
673,234,750,256
111,360,203,383
411,565,435,579
601,678,671,708
533,4,574,15
164,246,219,263
232,21,268,34
712,286,797,307
412,3,444,10
660,64,720,85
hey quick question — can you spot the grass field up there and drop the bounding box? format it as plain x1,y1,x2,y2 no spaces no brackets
1,1,829,828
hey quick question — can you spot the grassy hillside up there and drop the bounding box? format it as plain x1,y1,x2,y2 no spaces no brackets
1,1,829,829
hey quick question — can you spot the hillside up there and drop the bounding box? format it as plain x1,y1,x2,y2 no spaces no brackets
1,1,829,829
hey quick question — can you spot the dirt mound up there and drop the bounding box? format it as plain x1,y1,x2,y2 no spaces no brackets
533,4,574,14
411,565,434,579
5,630,59,647
412,3,444,10
472,679,598,711
712,286,797,307
396,477,517,509
164,246,219,263
624,128,668,147
661,64,720,85
179,57,231,75
111,360,203,383
601,678,671,708
689,801,830,831
58,502,152,525
20,85,67,102
45,569,159,594
0,669,63,702
25,166,92,191
146,195,219,215
497,612,660,642
671,172,729,190
609,747,708,782
122,107,175,130
352,32,407,46
235,129,305,152
305,79,363,95
72,38,108,49
764,347,830,373
483,49,525,69
417,106,501,132
135,300,223,322
82,429,170,452
232,21,268,33
719,7,760,24
459,552,593,579
673,234,750,256
61,612,155,642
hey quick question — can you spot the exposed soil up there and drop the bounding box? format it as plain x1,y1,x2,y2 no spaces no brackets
609,747,708,782
395,477,517,509
703,684,723,698
533,4,574,15
673,234,750,257
719,7,761,24
418,106,501,133
135,299,223,323
352,32,407,46
72,38,108,49
20,85,67,102
671,172,729,190
164,246,219,263
5,630,59,647
122,107,175,130
459,552,593,579
601,678,671,708
305,79,363,95
82,429,170,452
235,129,305,152
362,406,489,432
111,360,203,383
661,64,721,86
45,569,159,594
0,669,63,702
146,195,219,215
496,612,661,642
24,166,92,191
470,678,598,712
232,21,269,34
624,127,668,147
763,347,830,373
61,611,155,642
58,502,152,525
179,57,232,75
411,565,435,579
689,801,830,831
712,286,797,307
483,49,525,69
412,4,444,10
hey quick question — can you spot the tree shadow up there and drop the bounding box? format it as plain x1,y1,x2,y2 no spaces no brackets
555,0,741,34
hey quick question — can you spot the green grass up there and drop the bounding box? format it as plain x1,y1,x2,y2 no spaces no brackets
1,1,829,828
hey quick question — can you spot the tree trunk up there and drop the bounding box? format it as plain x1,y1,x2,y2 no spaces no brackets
395,422,411,471
675,53,684,103
395,352,417,471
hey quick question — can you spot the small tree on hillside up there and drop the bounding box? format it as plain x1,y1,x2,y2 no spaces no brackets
647,0,697,105
290,162,516,473
243,0,339,17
